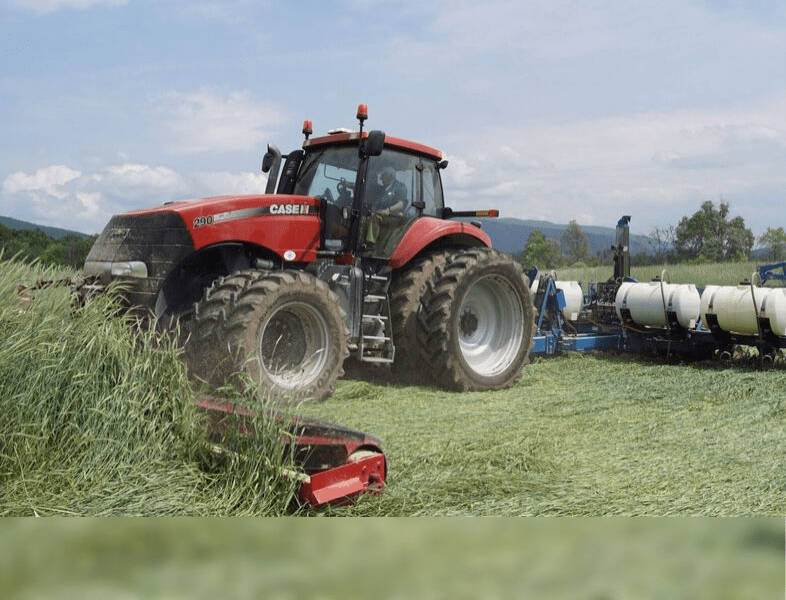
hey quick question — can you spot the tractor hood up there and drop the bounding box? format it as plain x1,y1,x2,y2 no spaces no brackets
84,193,325,314
159,193,323,259
126,193,321,227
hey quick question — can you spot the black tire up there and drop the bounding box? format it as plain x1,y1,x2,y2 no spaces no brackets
389,249,454,384
184,270,348,402
417,248,535,392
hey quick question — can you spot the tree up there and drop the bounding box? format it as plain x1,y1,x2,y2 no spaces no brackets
560,219,589,264
650,224,675,263
0,225,96,268
757,227,786,261
673,200,753,262
517,230,562,270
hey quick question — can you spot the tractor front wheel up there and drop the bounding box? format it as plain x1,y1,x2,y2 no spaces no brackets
184,270,348,402
417,248,534,392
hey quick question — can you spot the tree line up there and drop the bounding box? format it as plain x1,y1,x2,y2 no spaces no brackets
516,200,786,270
0,224,97,269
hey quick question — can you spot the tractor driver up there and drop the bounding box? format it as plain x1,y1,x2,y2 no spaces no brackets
364,166,408,248
374,166,408,217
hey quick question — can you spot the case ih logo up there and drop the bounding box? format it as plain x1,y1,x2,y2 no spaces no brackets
269,203,311,215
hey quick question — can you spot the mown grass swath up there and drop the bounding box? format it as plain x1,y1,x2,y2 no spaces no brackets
306,351,786,517
0,258,302,516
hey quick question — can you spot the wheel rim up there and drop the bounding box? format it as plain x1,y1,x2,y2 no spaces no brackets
257,301,330,390
457,274,525,378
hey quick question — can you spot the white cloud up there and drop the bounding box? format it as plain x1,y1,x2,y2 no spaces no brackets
192,171,268,196
76,191,102,219
427,0,785,62
2,166,105,231
0,161,270,234
3,165,81,199
104,163,186,193
3,0,128,14
154,88,288,155
431,0,621,58
442,89,786,235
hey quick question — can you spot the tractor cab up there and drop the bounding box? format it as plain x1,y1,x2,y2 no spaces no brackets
264,104,447,260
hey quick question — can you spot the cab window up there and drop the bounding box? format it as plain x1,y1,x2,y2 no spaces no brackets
294,146,359,208
366,151,444,218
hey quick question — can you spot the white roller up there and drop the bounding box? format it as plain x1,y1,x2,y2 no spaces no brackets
615,281,701,329
700,285,786,336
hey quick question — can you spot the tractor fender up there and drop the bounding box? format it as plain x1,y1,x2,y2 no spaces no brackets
389,217,491,269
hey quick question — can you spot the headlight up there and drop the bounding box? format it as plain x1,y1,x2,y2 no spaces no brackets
84,260,148,279
111,261,148,278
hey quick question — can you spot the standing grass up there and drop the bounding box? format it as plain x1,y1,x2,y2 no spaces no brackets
558,260,772,287
0,259,301,516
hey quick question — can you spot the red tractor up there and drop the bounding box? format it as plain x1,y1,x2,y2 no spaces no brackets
84,104,534,401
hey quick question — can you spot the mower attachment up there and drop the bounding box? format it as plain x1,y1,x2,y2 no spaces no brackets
195,396,386,507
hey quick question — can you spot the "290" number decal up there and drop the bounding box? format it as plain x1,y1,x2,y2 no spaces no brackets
193,215,214,229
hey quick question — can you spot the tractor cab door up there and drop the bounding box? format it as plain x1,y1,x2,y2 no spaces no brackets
294,146,360,251
359,151,444,258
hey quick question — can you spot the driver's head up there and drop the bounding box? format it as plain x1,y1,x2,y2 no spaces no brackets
380,166,396,185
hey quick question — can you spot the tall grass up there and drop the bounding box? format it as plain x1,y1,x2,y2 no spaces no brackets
557,260,772,287
0,259,301,516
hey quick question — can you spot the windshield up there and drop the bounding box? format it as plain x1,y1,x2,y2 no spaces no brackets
294,146,360,208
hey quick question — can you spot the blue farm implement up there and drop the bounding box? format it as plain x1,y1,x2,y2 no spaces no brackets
528,216,786,364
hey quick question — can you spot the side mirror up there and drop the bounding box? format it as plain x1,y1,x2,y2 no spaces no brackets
261,144,280,173
261,144,282,194
363,130,386,157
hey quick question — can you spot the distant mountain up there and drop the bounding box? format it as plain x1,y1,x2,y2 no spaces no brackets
0,214,655,257
0,216,90,240
469,217,655,257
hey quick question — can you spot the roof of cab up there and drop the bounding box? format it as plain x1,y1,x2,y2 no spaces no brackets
303,130,443,161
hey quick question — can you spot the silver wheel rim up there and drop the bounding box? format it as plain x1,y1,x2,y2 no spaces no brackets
457,274,524,378
257,301,330,390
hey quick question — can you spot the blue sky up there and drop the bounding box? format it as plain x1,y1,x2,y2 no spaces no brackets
2,0,785,241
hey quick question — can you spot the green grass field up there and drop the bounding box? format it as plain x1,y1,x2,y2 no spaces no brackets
2,258,786,518
558,261,774,288
303,352,786,516
2,518,783,599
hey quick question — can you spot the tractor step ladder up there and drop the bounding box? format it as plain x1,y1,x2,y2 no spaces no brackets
359,273,395,363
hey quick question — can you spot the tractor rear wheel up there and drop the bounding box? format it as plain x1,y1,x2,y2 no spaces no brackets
184,270,348,402
389,249,454,383
417,248,534,392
